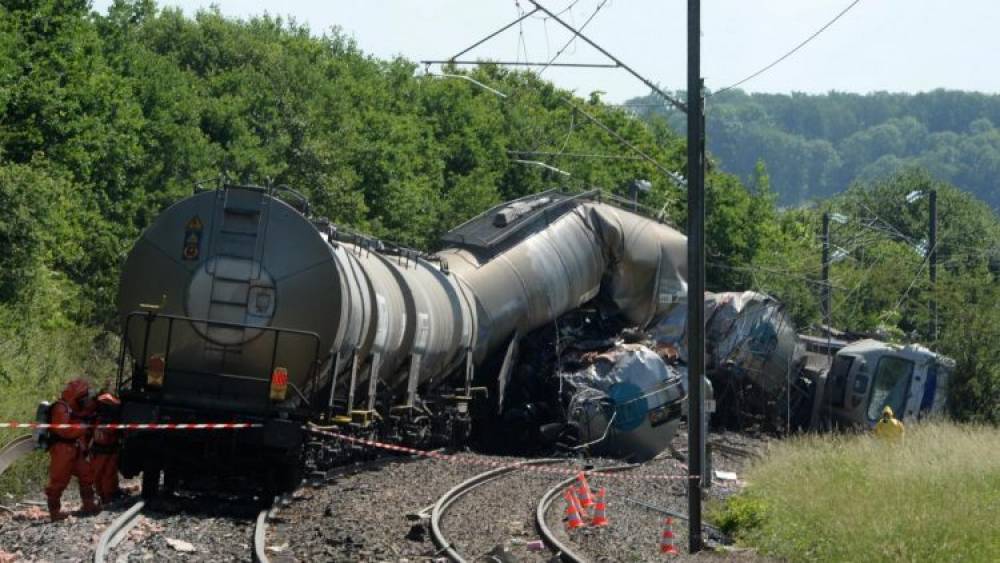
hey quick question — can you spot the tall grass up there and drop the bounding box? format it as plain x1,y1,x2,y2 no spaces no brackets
0,305,116,500
714,422,1000,562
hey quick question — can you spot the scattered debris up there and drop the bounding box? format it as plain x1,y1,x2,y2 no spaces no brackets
165,537,197,552
714,470,739,481
266,542,289,553
128,517,165,542
12,505,48,521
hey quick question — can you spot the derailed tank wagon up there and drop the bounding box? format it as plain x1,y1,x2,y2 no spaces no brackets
692,292,953,432
115,185,692,496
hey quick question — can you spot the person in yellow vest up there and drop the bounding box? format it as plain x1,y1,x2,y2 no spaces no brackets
874,405,904,441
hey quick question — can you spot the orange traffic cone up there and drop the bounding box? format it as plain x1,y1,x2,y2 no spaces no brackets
660,517,679,555
576,471,595,509
563,489,586,531
591,487,608,527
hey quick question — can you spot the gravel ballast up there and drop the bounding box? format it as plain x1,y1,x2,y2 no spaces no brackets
2,425,773,562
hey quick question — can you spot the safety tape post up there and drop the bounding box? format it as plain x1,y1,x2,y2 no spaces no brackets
305,425,697,482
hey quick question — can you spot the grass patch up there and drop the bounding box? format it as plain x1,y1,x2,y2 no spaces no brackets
0,310,116,501
713,422,1000,562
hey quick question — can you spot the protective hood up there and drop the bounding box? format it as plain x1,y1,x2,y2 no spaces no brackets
61,379,90,409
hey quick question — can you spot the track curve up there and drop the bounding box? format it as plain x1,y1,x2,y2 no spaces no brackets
0,435,35,478
535,465,637,563
430,459,563,563
94,500,146,563
253,505,273,563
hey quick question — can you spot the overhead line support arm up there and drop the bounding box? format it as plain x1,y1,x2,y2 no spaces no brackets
526,0,688,114
447,8,540,62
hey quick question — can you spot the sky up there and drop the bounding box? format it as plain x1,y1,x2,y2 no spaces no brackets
92,0,1000,104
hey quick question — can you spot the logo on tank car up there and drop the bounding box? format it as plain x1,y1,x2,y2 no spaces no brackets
608,382,649,432
182,216,203,261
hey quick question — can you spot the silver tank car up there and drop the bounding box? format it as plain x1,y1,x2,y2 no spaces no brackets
117,185,688,473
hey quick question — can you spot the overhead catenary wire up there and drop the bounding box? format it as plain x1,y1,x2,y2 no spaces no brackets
714,0,864,95
536,0,609,76
527,0,580,20
558,94,688,187
515,1,530,63
526,0,687,113
423,1,687,188
507,149,645,160
420,59,619,68
446,7,540,62
892,239,939,312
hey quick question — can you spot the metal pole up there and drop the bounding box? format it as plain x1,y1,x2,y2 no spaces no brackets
822,212,831,330
686,0,705,554
928,190,937,341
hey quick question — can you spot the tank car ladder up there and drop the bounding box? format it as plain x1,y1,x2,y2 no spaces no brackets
202,187,272,367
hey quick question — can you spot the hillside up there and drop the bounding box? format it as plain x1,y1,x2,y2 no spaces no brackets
628,89,1000,209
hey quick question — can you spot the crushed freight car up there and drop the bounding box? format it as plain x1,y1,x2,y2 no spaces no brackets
660,290,954,432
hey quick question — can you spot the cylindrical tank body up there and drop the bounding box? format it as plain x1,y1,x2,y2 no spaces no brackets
118,188,350,408
118,187,477,409
440,201,688,362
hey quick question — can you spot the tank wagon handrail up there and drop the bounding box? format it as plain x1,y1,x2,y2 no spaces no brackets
269,184,310,216
117,311,323,412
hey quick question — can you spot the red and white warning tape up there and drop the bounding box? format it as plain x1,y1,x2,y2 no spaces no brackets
3,420,695,481
2,422,261,430
305,425,697,481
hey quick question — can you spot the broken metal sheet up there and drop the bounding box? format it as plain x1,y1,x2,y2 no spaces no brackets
560,345,685,461
651,291,804,399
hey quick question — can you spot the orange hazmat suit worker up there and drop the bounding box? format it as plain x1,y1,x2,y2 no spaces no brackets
91,392,122,505
44,379,99,521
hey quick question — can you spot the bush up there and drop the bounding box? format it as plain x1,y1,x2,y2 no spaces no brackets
0,299,117,500
711,493,770,538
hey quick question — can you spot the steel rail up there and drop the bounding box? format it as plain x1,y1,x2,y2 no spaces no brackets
94,500,146,563
0,435,34,478
253,506,272,563
535,464,637,563
430,459,562,563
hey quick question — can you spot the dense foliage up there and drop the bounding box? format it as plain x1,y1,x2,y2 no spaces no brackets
0,0,997,433
629,89,1000,209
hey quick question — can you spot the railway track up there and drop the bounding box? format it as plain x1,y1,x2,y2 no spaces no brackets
429,458,564,563
534,464,637,563
93,496,277,562
94,499,146,563
0,435,35,478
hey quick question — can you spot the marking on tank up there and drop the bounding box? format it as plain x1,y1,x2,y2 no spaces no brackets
182,216,204,260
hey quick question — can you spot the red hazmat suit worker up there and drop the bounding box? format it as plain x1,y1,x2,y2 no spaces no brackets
90,392,122,505
44,378,99,521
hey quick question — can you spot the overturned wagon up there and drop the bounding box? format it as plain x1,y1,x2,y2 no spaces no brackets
115,186,691,494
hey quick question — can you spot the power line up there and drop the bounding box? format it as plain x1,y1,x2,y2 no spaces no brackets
557,95,688,187
526,0,687,113
507,150,644,160
537,0,609,76
515,2,530,62
528,0,580,20
892,238,939,312
446,7,539,61
715,0,864,95
425,1,687,188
